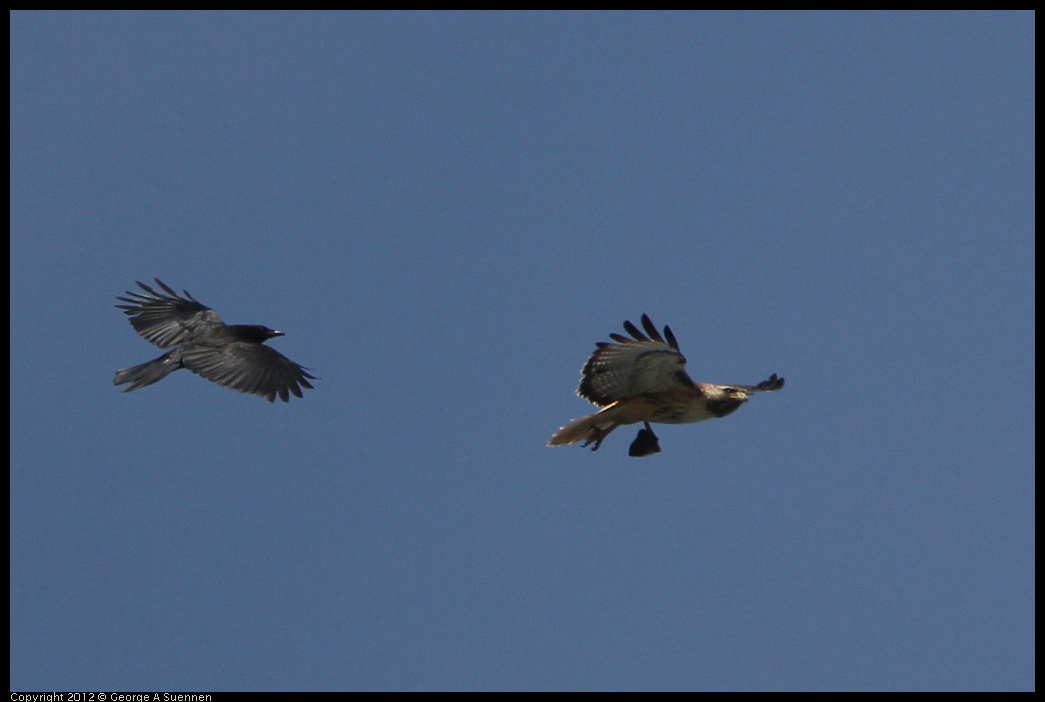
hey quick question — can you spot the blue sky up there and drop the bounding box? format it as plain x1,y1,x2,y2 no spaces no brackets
10,11,1033,691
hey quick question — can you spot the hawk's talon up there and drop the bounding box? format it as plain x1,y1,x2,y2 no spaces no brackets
581,434,606,451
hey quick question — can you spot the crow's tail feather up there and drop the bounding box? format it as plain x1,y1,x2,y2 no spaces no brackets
113,351,180,392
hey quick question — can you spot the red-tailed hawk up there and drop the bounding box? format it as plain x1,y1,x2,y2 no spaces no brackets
548,314,784,457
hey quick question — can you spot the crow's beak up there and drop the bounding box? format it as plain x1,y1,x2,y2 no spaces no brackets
271,330,285,338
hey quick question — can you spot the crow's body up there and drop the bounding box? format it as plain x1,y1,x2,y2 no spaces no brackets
114,279,315,402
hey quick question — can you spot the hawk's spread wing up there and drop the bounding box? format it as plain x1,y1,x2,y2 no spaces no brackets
578,314,696,407
731,373,786,393
116,279,224,349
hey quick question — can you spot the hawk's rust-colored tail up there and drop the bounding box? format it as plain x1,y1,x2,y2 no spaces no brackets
548,405,629,450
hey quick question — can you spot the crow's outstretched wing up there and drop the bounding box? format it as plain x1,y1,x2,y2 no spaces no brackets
179,341,316,403
115,278,224,348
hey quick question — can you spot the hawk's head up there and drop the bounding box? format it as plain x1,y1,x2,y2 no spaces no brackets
703,385,751,418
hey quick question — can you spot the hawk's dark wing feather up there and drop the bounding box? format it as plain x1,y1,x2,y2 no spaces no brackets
732,373,786,393
577,315,694,406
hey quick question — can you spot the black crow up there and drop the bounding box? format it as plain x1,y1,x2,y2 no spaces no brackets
113,279,316,402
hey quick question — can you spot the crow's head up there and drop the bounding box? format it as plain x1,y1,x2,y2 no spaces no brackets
232,324,285,343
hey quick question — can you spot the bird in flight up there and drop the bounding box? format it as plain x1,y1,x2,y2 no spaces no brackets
548,314,784,457
113,279,316,402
